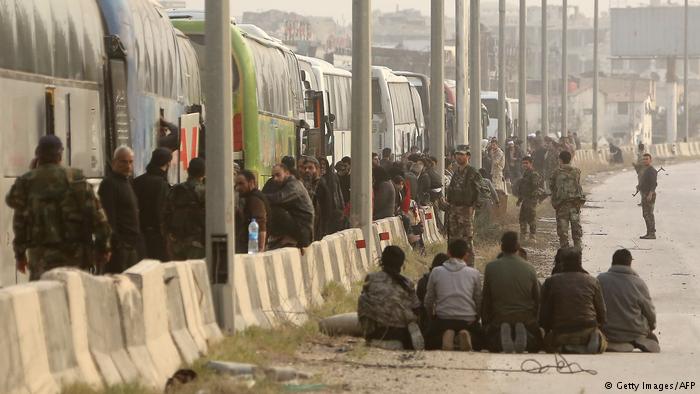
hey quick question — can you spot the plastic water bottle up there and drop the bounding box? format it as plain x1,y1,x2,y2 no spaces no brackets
248,219,259,254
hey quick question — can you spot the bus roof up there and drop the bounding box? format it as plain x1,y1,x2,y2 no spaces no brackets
372,66,410,84
297,55,351,77
168,10,290,52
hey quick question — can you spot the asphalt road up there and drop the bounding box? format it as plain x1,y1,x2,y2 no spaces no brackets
303,161,700,393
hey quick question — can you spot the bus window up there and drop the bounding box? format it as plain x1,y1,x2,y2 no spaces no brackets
372,78,382,114
248,39,294,118
284,51,304,115
388,82,415,125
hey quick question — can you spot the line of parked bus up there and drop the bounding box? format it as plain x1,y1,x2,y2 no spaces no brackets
0,2,513,285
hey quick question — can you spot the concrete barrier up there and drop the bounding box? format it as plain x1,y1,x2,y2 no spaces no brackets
186,260,224,343
113,275,161,388
124,261,182,387
420,206,445,245
162,264,203,365
41,270,103,388
0,284,58,394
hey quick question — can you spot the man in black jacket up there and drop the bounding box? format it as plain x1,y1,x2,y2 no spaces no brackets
98,146,144,273
263,163,314,249
133,148,172,260
302,157,336,240
637,153,658,239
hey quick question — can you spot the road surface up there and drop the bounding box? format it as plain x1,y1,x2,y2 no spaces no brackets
301,161,700,393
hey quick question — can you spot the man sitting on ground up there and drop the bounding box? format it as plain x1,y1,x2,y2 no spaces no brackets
424,239,483,351
482,232,542,353
598,249,660,353
540,247,607,354
358,246,424,350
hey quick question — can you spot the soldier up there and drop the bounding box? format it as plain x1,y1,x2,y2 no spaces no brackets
446,147,481,264
164,158,206,260
637,153,657,240
517,156,544,240
550,150,586,249
6,136,111,280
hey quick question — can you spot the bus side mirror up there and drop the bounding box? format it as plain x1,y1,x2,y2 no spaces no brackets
303,80,311,91
328,113,336,123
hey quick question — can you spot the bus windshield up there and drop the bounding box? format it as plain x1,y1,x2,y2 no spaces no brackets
482,98,498,119
324,74,351,131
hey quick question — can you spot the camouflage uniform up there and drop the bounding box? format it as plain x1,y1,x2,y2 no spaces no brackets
518,168,544,236
5,164,111,280
357,271,420,334
446,163,481,252
550,164,585,248
164,177,205,260
544,146,561,191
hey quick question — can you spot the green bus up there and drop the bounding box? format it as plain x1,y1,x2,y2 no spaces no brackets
170,11,304,182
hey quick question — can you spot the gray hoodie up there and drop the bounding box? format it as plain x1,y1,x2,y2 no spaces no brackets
425,258,482,322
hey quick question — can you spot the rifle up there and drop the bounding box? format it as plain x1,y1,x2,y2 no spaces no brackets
633,167,665,197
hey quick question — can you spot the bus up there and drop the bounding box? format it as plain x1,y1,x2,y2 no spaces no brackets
480,91,514,139
170,12,305,182
0,0,201,285
297,55,353,163
372,66,426,156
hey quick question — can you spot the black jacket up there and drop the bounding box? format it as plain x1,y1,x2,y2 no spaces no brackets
133,166,171,259
264,176,314,238
98,171,142,250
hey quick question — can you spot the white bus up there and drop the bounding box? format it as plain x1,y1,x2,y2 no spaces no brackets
372,66,425,156
297,55,352,162
481,91,514,139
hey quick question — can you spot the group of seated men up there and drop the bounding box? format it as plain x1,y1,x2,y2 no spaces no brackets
357,232,659,354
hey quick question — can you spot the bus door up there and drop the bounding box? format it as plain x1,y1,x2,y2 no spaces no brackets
323,91,336,164
104,35,131,159
302,90,326,158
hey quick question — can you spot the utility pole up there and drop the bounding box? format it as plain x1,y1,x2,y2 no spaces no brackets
592,0,599,150
561,0,568,137
204,0,235,331
431,0,446,190
684,0,689,142
498,0,506,147
456,0,468,147
518,0,527,142
469,0,482,169
350,0,373,263
541,0,549,137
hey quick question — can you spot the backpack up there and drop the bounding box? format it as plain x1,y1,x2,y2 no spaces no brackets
25,168,91,246
167,182,205,239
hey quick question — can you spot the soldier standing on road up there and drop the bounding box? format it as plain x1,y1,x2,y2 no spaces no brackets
446,147,481,264
164,158,206,260
550,150,586,249
637,153,657,240
517,156,544,240
6,136,111,280
99,146,143,273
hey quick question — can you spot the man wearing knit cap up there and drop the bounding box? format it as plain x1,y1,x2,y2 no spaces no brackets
6,135,112,279
133,147,173,261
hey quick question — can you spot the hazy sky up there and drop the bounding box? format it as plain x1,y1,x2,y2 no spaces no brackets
184,0,602,23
